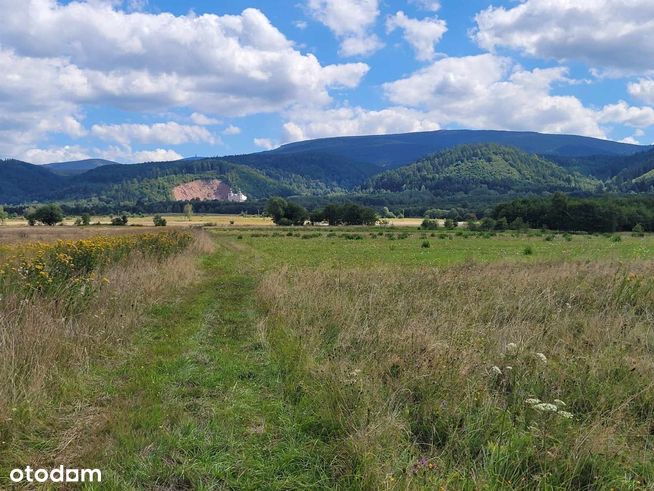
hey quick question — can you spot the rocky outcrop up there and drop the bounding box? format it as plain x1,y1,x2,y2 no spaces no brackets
172,179,247,202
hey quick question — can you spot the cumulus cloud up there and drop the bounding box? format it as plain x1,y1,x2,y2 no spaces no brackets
190,113,221,126
21,146,91,165
472,0,654,74
382,54,605,138
91,122,218,146
386,11,447,61
629,79,654,105
283,106,439,142
598,101,654,128
223,125,242,135
254,138,277,150
131,148,183,162
0,1,369,158
411,0,441,11
307,0,383,56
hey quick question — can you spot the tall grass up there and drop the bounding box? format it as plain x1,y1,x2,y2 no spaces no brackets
259,261,654,488
0,230,213,456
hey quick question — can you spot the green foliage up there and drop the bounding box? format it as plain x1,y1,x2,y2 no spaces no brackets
313,203,378,226
632,223,645,237
494,193,654,233
183,203,193,221
153,215,167,227
367,144,599,195
111,215,129,226
26,204,64,226
265,197,309,226
420,219,439,230
0,205,6,225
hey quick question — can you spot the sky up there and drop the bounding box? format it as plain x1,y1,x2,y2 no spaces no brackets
2,0,654,164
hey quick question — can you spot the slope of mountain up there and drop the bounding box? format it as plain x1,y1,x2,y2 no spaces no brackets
610,148,654,190
44,158,121,175
0,159,294,205
0,160,66,204
270,129,648,168
366,144,600,195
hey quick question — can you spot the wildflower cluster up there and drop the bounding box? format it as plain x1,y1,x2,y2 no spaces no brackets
526,398,573,419
0,231,193,293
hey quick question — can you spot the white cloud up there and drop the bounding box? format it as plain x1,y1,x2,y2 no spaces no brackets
411,0,441,11
21,146,91,165
294,20,308,30
382,54,605,138
91,122,218,145
0,2,369,157
223,125,242,135
190,113,221,126
598,101,654,128
386,11,447,61
619,136,640,145
254,138,277,150
307,0,383,56
473,0,654,73
283,106,439,142
629,79,654,105
132,148,183,162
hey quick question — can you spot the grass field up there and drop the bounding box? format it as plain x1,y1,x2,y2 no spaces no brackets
1,225,654,489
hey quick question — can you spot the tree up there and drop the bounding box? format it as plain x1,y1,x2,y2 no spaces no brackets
183,203,193,221
111,215,128,226
0,205,7,225
153,215,167,227
26,205,64,226
265,197,308,226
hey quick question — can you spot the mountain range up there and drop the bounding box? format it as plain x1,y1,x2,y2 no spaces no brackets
1,129,653,210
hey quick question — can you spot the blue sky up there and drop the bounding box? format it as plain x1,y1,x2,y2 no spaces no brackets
1,0,653,163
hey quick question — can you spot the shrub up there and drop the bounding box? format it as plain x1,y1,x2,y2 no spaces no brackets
153,215,167,227
25,205,64,226
421,240,430,249
523,245,534,255
632,224,645,237
420,219,439,230
111,215,128,226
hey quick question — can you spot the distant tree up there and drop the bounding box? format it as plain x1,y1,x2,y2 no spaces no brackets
480,217,496,231
26,204,64,226
111,215,128,226
444,218,457,229
153,215,167,227
0,205,6,225
265,197,308,226
183,203,193,221
510,217,528,231
420,219,439,230
495,217,508,231
632,223,645,237
381,207,396,219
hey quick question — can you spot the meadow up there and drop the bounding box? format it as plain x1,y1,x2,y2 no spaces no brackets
1,224,653,489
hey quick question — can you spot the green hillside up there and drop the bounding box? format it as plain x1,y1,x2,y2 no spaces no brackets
366,144,600,195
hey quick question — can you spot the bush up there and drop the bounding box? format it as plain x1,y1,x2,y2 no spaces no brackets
111,215,128,226
632,224,645,237
444,218,457,230
153,215,167,227
266,197,309,226
420,219,439,230
421,240,430,248
523,245,534,255
25,205,64,226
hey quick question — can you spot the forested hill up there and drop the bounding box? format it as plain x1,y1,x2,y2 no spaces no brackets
271,129,648,168
366,144,600,195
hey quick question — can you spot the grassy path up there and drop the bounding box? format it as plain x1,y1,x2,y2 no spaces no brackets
70,237,331,489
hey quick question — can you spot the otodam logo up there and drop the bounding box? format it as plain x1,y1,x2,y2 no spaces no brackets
9,466,102,484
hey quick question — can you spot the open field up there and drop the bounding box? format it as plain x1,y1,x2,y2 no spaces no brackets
1,226,654,488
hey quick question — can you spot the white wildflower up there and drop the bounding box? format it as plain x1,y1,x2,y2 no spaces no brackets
525,398,541,405
534,352,548,363
504,366,513,372
532,403,558,412
505,343,518,355
490,366,503,376
558,411,574,419
553,399,566,407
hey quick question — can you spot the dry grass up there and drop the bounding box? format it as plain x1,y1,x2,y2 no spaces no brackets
259,261,654,488
0,231,213,449
0,225,163,246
